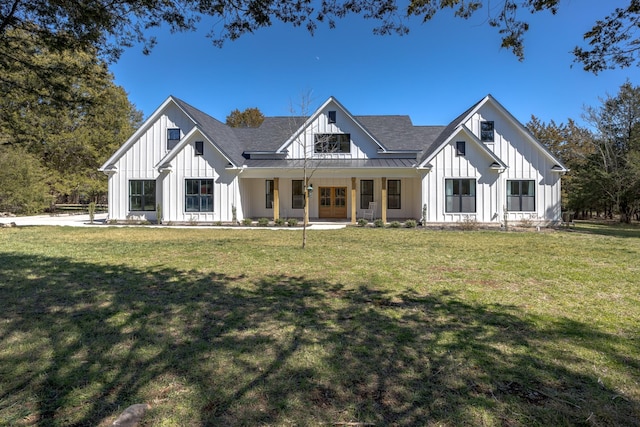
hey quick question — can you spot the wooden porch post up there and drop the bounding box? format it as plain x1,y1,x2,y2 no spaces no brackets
381,177,387,224
273,177,280,221
351,177,357,224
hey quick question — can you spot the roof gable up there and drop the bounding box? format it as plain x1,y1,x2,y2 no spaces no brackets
419,125,507,169
155,127,235,172
276,96,387,154
172,97,245,166
99,95,196,171
418,94,567,171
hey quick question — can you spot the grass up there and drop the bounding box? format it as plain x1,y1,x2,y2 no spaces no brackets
0,224,638,426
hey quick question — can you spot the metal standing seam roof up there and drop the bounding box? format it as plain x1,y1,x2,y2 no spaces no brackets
243,158,417,168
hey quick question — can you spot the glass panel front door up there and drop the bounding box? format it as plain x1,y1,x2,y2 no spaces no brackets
318,187,348,218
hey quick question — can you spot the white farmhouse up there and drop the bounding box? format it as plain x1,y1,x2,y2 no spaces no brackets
99,95,567,225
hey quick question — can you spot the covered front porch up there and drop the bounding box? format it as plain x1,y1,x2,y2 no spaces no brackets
239,171,422,224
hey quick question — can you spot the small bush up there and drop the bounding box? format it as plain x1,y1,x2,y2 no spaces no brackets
287,218,299,227
374,219,385,228
458,216,479,231
405,219,417,228
389,221,402,228
88,202,96,224
214,221,223,226
275,218,286,226
258,217,270,226
357,218,368,227
242,218,253,226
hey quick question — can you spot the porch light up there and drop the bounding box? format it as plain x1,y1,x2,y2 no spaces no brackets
307,183,313,198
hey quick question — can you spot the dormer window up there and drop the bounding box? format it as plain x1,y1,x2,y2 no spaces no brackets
328,111,336,124
481,121,494,142
314,133,350,153
167,128,181,150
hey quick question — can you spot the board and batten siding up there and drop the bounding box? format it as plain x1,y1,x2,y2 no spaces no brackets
106,104,224,222
422,137,500,223
161,137,242,223
464,104,562,222
284,105,380,160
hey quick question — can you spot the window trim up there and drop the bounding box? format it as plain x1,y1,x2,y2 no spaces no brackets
292,180,304,209
167,128,181,150
314,133,351,153
445,178,476,213
455,141,466,156
480,121,494,142
129,179,156,211
507,180,536,212
387,179,401,210
266,179,274,209
360,179,374,210
185,178,214,213
194,141,204,156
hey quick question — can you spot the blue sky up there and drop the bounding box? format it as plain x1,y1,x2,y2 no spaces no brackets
110,0,638,128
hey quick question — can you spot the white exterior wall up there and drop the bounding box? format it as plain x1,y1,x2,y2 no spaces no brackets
464,103,562,223
105,104,242,222
284,103,380,159
419,101,562,224
422,138,500,223
160,137,241,223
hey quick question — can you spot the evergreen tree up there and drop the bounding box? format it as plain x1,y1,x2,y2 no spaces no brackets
0,30,142,210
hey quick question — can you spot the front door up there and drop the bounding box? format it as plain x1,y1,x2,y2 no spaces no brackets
318,187,347,218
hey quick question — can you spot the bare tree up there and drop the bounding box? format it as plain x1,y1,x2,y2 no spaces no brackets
287,92,339,248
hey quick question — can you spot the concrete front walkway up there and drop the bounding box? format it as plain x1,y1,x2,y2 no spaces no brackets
0,213,348,230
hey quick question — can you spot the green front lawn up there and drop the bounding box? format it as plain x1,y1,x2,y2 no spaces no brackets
0,225,638,426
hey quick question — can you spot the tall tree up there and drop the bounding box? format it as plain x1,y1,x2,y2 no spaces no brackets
226,108,265,128
527,116,595,215
0,29,142,208
0,147,52,214
584,81,640,222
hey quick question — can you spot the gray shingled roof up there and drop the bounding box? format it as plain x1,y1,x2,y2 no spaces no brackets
417,98,483,164
173,97,246,166
171,97,460,166
233,116,307,152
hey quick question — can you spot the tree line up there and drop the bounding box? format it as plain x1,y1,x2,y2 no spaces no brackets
527,81,640,223
0,29,142,213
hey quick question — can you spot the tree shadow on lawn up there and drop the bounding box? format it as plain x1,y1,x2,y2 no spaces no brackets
0,253,638,426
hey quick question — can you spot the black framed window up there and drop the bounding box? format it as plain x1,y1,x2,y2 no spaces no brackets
314,134,350,153
445,179,476,213
456,141,466,156
481,121,494,142
328,111,336,124
167,128,181,150
195,141,204,156
388,179,401,209
292,180,304,209
129,180,156,211
266,180,274,209
360,180,374,209
507,180,535,211
185,179,213,212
